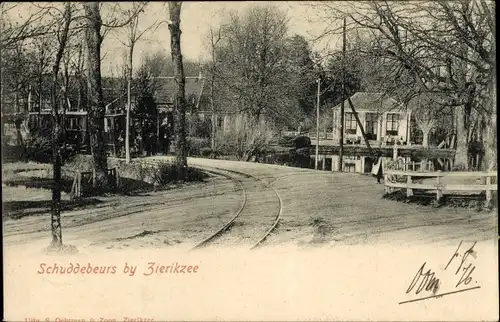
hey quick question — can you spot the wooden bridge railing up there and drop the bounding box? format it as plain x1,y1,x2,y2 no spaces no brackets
384,170,497,203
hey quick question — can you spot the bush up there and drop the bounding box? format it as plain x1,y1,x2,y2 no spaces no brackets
151,161,208,185
294,136,311,149
187,137,210,156
23,128,77,164
200,147,219,158
216,114,276,161
187,115,212,138
23,131,52,163
277,135,295,148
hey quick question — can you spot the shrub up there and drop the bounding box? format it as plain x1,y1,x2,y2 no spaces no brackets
187,137,210,156
294,136,311,149
200,147,218,158
23,128,77,164
216,114,276,161
277,135,295,148
151,161,208,185
117,161,156,183
23,131,52,163
187,115,212,138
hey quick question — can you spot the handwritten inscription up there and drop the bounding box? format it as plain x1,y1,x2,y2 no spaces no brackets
406,262,440,295
400,240,480,304
444,241,477,288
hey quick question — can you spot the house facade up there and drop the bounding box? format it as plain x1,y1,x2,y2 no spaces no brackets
330,92,412,173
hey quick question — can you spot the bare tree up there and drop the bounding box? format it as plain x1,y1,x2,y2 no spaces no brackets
215,6,293,124
312,0,495,170
411,95,437,148
81,2,148,185
49,1,72,248
115,2,157,163
168,1,188,180
83,2,108,187
0,3,54,49
206,25,223,151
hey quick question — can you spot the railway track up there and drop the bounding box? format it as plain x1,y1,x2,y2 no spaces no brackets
189,166,283,250
138,159,283,250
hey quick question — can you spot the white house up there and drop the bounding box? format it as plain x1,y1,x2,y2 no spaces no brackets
330,92,412,173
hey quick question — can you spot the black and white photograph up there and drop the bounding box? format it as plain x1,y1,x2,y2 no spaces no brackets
2,1,497,321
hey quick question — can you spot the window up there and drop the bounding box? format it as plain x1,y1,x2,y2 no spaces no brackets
345,112,357,135
106,118,112,132
217,117,224,128
365,113,378,140
386,113,399,136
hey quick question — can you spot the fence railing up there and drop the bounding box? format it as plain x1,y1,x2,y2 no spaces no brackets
384,170,497,203
70,167,119,199
392,160,435,172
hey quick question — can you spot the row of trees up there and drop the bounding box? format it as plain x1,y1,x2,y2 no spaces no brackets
309,1,496,170
197,2,495,170
1,2,188,249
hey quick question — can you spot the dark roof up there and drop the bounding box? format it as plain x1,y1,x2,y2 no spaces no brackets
332,92,403,113
2,75,207,114
154,77,206,104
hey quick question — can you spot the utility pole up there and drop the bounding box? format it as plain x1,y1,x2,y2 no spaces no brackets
126,73,131,163
338,16,346,172
315,78,321,169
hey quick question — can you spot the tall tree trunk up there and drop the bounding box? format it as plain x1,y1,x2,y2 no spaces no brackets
125,42,134,163
84,2,108,188
50,2,72,249
454,105,469,169
483,78,497,171
14,90,23,146
168,2,187,181
422,129,430,148
210,77,216,151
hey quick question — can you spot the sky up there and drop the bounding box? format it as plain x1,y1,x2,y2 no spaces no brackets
3,1,343,77
101,1,340,77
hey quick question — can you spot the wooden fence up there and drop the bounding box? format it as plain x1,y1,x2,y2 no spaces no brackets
384,170,497,203
70,167,119,199
393,160,435,172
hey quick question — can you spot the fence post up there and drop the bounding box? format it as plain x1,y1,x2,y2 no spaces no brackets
115,167,120,189
407,173,413,197
428,161,432,171
486,176,492,204
436,175,442,201
77,171,81,199
412,161,415,171
384,173,389,194
70,174,77,200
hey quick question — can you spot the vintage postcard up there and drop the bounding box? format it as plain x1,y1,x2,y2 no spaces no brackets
2,1,498,321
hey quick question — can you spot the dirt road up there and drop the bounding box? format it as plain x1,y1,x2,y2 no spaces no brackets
3,157,497,252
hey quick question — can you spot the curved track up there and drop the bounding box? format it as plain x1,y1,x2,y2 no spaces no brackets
189,168,248,248
189,165,283,250
135,159,283,249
